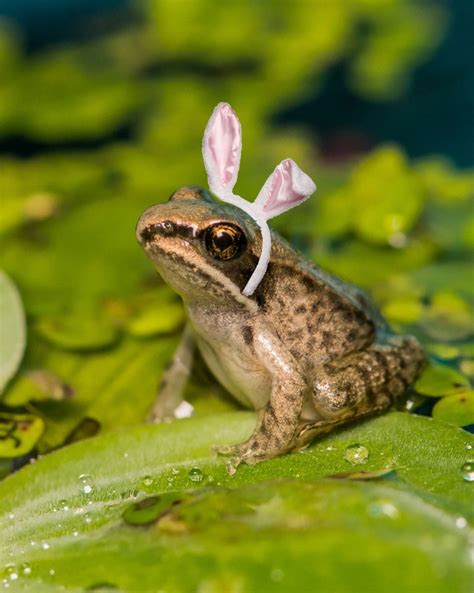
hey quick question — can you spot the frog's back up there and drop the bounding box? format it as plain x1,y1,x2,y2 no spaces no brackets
254,232,388,369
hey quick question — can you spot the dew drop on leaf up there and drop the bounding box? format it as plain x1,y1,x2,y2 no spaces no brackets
5,565,18,582
367,499,399,519
20,563,31,576
461,461,474,482
455,517,467,529
58,500,69,511
78,474,94,495
343,444,369,465
140,475,154,491
188,467,204,482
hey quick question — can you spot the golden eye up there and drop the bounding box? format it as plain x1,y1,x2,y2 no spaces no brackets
204,223,247,261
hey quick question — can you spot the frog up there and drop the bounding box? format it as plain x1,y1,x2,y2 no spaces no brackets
136,184,425,470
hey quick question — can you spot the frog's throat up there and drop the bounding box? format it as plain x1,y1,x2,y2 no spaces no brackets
215,191,271,297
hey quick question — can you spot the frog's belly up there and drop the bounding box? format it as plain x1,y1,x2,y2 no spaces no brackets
196,337,271,410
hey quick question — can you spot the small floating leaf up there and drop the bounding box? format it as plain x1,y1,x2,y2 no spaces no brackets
0,271,26,393
432,391,474,427
126,301,184,337
36,314,120,351
350,146,424,245
414,363,470,397
419,292,474,342
0,412,44,458
460,359,474,379
426,342,460,361
382,296,423,325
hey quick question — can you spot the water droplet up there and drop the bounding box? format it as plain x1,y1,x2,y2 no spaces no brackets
78,474,94,495
5,565,17,581
58,499,69,511
83,513,92,524
461,461,474,482
49,569,55,577
188,467,204,483
343,444,369,465
41,541,50,550
270,569,284,583
466,444,473,451
368,499,399,519
325,445,335,452
455,516,467,529
21,563,31,576
73,531,79,537
140,475,154,490
171,468,180,475
7,513,14,521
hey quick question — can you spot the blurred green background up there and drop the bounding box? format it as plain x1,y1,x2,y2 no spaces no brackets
0,2,473,592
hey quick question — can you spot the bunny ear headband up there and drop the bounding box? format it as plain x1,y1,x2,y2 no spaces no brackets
202,102,317,296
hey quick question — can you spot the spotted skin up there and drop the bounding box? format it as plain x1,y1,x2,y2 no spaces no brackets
137,186,426,470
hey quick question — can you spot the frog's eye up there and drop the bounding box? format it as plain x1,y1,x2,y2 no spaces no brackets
204,223,247,261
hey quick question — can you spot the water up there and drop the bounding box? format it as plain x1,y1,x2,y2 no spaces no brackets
78,474,94,495
461,461,474,482
188,467,204,483
343,444,369,465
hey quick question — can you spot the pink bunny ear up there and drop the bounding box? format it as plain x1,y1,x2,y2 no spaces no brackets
254,159,316,220
202,102,242,197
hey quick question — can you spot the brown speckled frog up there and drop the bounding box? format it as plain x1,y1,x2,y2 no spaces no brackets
136,185,425,470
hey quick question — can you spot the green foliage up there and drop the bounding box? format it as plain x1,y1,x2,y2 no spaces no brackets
1,413,473,592
0,412,43,458
0,271,26,393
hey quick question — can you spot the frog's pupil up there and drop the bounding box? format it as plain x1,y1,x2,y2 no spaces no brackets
214,230,233,250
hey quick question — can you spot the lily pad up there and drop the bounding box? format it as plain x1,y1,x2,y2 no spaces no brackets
0,412,44,458
419,292,474,342
350,146,424,245
36,314,120,351
126,301,184,337
0,271,26,393
414,362,470,398
0,412,472,593
433,391,474,427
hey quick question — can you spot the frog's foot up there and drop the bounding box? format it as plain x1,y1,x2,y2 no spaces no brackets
211,442,247,457
212,441,271,474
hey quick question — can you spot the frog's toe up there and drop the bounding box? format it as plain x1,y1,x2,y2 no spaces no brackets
212,443,242,457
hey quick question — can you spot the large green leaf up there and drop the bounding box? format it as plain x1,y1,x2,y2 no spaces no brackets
1,412,472,592
0,271,26,393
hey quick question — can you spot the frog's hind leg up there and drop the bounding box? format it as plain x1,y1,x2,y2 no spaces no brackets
148,324,195,423
292,335,425,450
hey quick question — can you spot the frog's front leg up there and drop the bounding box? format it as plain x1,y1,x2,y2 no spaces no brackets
148,324,195,423
224,321,308,470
